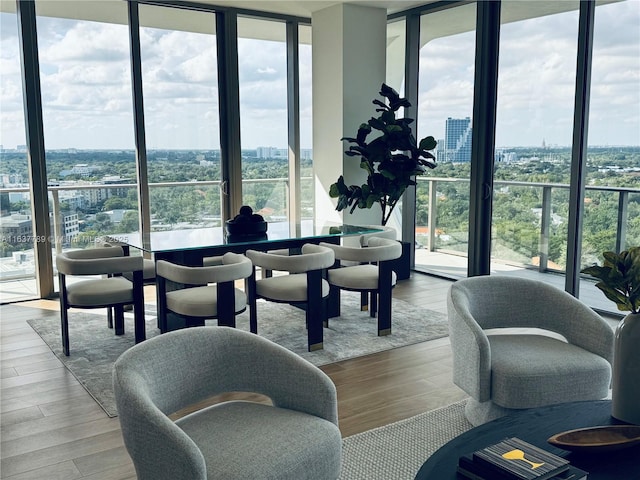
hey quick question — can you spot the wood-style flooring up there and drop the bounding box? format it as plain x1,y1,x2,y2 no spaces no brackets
0,273,465,479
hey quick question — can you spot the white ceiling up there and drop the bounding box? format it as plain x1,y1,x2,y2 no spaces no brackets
199,1,431,17
0,0,431,18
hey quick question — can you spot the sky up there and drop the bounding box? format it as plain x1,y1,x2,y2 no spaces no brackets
1,1,638,151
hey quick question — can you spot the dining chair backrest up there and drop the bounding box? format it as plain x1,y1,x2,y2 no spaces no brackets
322,237,401,264
56,246,142,276
246,243,335,274
156,252,252,285
359,225,397,247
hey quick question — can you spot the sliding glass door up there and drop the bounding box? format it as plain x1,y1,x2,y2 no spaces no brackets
415,3,477,278
579,0,640,311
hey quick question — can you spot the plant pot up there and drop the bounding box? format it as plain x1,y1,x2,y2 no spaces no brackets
612,312,640,425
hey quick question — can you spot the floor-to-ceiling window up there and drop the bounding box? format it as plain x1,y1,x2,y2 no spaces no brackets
1,2,313,302
237,16,288,222
35,2,135,294
0,11,37,302
299,23,314,222
400,0,637,314
579,0,640,311
414,3,477,278
384,18,406,237
139,4,221,232
492,1,579,281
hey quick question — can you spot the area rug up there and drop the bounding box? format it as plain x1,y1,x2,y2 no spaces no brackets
27,293,448,417
339,400,472,480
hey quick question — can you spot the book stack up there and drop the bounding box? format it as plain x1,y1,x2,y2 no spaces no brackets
457,437,588,480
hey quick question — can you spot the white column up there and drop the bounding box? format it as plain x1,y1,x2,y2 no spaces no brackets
312,4,387,227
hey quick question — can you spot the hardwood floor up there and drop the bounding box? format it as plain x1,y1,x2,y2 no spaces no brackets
0,273,464,479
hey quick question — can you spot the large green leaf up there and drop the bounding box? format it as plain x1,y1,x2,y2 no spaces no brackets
419,136,438,151
582,246,640,313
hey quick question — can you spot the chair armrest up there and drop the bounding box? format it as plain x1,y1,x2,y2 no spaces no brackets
157,255,251,285
246,245,334,273
551,298,614,365
320,239,401,263
447,286,492,402
230,334,339,425
113,368,208,480
57,251,142,276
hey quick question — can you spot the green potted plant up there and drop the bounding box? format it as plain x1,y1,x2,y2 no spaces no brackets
581,246,640,424
329,83,437,226
581,247,640,314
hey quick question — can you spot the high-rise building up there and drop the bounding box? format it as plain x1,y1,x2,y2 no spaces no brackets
444,117,472,163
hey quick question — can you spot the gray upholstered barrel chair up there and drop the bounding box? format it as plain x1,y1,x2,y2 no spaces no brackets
320,236,402,336
56,246,145,356
448,275,614,426
155,253,252,333
113,326,342,480
246,243,335,352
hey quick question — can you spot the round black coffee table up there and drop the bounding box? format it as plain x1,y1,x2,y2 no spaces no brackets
415,400,640,480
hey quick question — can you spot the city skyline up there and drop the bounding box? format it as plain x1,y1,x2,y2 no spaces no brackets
1,2,639,151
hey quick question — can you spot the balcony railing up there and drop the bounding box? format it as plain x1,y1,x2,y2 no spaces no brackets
415,176,640,272
1,178,638,303
0,177,309,280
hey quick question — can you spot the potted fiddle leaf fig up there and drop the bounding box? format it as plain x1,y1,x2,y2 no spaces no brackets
581,246,640,425
329,83,437,226
581,247,640,314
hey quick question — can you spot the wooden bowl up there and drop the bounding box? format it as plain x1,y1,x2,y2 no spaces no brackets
548,425,640,453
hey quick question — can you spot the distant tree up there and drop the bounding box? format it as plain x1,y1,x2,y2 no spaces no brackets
103,197,131,211
114,212,138,233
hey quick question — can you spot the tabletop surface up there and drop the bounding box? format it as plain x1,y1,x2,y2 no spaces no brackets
106,222,379,254
415,400,640,480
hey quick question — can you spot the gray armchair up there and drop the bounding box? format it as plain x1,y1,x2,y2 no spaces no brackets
448,275,614,426
113,326,342,480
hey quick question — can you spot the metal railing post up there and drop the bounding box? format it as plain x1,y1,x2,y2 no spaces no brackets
428,179,437,252
51,190,62,254
616,191,628,253
539,186,552,272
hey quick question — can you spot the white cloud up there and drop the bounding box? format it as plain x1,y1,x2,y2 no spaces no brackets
0,2,638,150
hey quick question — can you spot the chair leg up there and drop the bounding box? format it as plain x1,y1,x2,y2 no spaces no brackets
133,305,146,343
306,270,324,351
360,291,368,311
216,282,236,328
59,274,71,356
370,292,377,318
107,307,113,328
327,284,340,319
133,271,146,344
61,307,70,356
326,284,340,324
114,306,125,335
248,269,258,334
377,263,393,336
